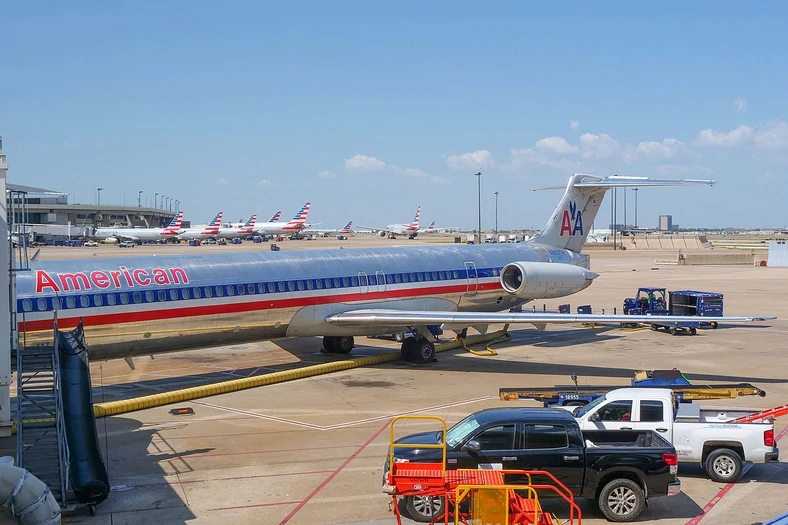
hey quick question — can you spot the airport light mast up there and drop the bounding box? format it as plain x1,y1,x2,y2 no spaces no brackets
475,172,482,242
494,191,499,242
138,190,143,207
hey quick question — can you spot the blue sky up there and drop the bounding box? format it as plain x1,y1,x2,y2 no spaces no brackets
3,1,788,229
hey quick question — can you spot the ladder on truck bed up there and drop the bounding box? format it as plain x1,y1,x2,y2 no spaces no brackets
729,404,788,424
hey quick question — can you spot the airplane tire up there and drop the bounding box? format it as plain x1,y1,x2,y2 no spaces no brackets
322,336,335,353
415,338,436,364
401,338,417,362
334,336,355,354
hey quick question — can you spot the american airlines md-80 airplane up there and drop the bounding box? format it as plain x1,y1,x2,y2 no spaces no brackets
17,175,773,365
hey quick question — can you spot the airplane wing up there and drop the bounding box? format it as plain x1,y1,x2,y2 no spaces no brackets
326,309,774,329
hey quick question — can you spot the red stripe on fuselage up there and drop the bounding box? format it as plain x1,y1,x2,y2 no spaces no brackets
20,281,502,332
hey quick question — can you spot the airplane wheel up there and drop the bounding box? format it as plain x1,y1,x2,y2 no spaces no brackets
334,336,354,354
401,338,417,362
415,338,436,364
322,336,335,353
669,327,678,336
690,327,697,335
88,505,96,517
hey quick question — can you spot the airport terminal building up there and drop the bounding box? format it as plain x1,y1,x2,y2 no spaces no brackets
9,183,177,241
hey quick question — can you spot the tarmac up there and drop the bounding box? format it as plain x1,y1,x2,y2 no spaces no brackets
4,235,787,525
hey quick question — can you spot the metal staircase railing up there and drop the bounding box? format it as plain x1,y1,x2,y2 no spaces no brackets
15,314,70,506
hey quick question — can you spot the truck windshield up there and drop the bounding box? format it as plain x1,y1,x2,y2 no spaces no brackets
443,415,481,448
574,394,607,418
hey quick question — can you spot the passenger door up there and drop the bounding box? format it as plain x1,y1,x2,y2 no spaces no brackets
464,261,478,295
632,399,671,438
587,400,635,431
452,423,519,471
514,423,584,493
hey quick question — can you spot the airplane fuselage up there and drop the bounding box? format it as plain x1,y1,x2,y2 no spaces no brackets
17,243,588,361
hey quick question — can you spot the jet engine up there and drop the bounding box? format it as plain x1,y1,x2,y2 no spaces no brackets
500,261,599,300
104,237,118,245
379,231,387,237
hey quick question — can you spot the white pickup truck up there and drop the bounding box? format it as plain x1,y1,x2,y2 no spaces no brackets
568,388,779,482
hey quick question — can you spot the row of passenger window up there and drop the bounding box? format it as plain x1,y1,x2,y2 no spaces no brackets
20,267,501,313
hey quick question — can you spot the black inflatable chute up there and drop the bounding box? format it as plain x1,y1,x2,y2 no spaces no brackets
58,320,110,506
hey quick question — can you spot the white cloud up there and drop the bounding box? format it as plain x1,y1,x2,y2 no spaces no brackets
216,178,229,185
653,164,712,176
636,138,689,160
535,136,578,155
695,125,755,147
734,98,748,112
317,170,336,179
446,149,494,171
397,167,428,178
430,175,453,185
753,121,788,151
345,154,387,171
579,133,626,160
570,120,580,130
509,148,581,171
258,179,272,186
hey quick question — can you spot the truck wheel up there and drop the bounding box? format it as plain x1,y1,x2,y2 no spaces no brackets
689,327,697,335
650,324,658,331
405,495,445,522
705,448,743,483
598,478,645,522
669,327,677,336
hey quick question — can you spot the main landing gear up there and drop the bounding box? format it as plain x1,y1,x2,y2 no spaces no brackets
322,335,355,354
400,327,437,364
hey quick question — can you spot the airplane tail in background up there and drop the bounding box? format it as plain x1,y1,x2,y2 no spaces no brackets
268,211,282,222
529,174,716,253
425,220,435,233
339,221,353,234
239,214,257,234
201,212,223,235
283,203,311,230
164,211,184,232
409,206,421,229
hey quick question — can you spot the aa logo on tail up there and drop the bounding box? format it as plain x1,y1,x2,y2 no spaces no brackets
559,200,584,237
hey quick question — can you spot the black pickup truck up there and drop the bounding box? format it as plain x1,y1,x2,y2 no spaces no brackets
384,407,680,523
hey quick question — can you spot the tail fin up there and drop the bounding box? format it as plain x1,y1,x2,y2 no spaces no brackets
409,206,421,229
530,174,716,252
425,220,435,232
268,211,282,222
340,221,353,234
283,203,311,230
165,211,183,231
202,212,223,234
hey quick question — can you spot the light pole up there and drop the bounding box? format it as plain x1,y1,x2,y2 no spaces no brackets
162,195,167,210
494,191,499,242
632,188,639,228
175,200,180,212
475,172,482,242
96,187,103,207
138,190,143,207
155,192,159,209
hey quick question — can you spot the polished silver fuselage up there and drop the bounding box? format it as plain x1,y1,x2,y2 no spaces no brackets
17,243,588,361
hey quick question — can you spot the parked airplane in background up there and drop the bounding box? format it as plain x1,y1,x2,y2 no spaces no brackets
177,212,223,240
217,214,257,238
93,212,184,244
359,206,422,239
253,203,311,235
18,174,774,368
267,211,282,223
303,221,353,236
420,221,437,234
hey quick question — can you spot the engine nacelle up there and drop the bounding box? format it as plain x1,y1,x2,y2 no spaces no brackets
104,237,119,245
379,231,387,237
500,261,599,300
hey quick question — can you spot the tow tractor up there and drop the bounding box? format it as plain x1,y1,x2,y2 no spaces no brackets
622,287,700,335
499,369,767,407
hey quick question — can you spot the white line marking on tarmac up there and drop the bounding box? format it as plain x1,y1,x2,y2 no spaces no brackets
192,396,495,431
